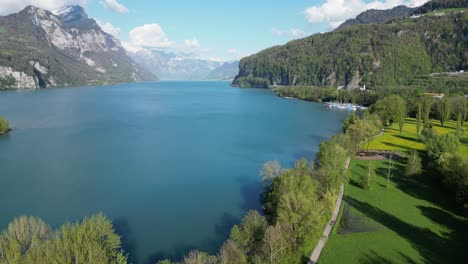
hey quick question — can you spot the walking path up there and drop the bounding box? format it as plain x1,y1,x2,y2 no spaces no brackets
308,158,351,264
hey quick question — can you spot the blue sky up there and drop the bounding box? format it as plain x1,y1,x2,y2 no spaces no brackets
1,0,429,61
86,0,329,60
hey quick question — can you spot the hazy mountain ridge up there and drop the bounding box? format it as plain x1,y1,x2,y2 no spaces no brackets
130,49,239,80
0,5,156,89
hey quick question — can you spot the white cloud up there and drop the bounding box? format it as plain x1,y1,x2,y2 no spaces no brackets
184,38,200,49
0,0,86,15
124,24,173,51
99,0,128,13
271,28,307,38
271,28,284,36
289,28,306,37
227,49,238,55
304,0,429,29
96,20,121,37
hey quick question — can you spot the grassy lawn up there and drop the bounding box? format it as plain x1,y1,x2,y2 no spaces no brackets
318,160,468,263
318,118,468,264
367,118,468,156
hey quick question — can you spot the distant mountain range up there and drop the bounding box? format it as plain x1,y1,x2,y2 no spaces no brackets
233,0,467,89
0,5,156,89
129,49,239,81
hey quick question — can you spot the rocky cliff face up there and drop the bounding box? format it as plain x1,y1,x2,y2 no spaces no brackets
0,5,156,89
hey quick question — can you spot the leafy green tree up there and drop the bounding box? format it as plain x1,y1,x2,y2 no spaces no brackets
346,119,380,150
0,115,10,133
406,150,422,176
183,250,217,264
315,141,348,195
256,224,289,264
416,103,422,134
440,155,468,206
0,214,127,264
374,95,406,127
421,97,433,125
230,211,267,254
275,171,319,251
360,161,374,190
437,98,451,127
455,112,465,138
422,128,460,164
260,161,282,185
0,216,50,263
47,213,127,264
218,240,247,264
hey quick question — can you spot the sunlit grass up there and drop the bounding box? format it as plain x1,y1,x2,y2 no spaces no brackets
368,118,468,156
318,160,468,263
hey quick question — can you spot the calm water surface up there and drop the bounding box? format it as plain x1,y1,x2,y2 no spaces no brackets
0,82,348,263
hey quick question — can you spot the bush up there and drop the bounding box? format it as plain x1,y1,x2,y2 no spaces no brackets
0,115,9,133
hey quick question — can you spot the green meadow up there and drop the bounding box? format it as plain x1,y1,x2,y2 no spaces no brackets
318,119,468,264
368,118,468,156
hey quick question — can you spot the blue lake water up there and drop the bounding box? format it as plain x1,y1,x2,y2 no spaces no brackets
0,81,348,263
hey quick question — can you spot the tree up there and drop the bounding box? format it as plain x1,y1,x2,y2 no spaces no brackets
183,251,217,264
440,155,468,206
360,161,374,190
257,224,289,264
218,240,247,264
0,115,10,133
416,103,422,134
315,141,347,195
0,216,50,262
47,213,127,264
406,150,422,176
421,97,433,125
373,95,406,128
346,119,380,150
0,214,127,264
437,98,451,127
386,154,394,186
455,112,465,138
260,161,282,185
422,128,460,164
452,96,467,126
230,211,267,254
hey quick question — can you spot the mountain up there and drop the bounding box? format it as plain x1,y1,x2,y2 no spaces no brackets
130,49,234,80
0,5,156,89
233,1,467,89
334,5,415,31
414,0,468,14
205,60,239,80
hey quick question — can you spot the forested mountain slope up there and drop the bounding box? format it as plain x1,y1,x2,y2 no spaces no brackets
233,3,467,89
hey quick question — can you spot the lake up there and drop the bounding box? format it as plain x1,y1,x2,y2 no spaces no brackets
0,81,348,263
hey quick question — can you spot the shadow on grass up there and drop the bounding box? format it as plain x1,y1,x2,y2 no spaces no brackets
459,137,468,145
345,196,468,263
382,142,412,151
394,134,421,144
359,250,418,264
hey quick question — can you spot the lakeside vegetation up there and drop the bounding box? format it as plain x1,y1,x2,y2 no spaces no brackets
0,214,127,263
0,115,10,133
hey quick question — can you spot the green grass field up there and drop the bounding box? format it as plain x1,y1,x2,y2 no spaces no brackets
318,160,468,263
368,118,468,156
318,118,468,264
